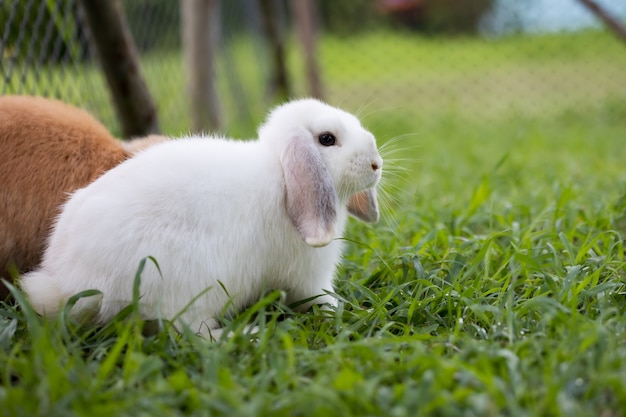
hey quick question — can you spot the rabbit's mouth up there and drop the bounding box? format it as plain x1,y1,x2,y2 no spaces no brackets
368,176,381,189
342,172,381,197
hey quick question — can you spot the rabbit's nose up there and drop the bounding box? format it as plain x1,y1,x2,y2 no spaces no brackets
371,156,382,171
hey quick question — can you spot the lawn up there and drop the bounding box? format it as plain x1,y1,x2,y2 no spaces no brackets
2,30,626,416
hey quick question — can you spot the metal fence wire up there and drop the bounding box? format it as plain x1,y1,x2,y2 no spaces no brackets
1,0,183,136
1,0,625,138
1,1,107,122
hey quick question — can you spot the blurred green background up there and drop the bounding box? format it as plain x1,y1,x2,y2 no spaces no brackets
2,0,625,222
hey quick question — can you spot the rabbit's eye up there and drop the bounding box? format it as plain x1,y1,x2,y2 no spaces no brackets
318,133,336,146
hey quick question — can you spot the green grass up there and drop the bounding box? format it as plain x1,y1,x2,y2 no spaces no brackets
2,30,626,416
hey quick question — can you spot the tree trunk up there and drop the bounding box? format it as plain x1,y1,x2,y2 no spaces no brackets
181,0,222,133
291,0,323,99
577,0,626,45
78,0,160,138
259,0,290,102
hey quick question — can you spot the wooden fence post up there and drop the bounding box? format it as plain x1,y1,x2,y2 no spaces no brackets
78,0,160,138
259,0,291,102
577,0,626,45
291,0,323,99
579,0,626,42
181,0,222,133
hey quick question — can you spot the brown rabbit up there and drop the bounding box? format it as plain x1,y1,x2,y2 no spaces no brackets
0,95,166,298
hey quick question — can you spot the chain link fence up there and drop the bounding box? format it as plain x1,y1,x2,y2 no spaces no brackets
1,0,625,138
1,1,108,124
1,0,184,136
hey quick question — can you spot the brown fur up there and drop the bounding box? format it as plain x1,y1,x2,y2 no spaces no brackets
0,96,166,299
122,134,168,154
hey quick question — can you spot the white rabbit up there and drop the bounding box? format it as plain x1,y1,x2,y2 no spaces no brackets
21,98,383,335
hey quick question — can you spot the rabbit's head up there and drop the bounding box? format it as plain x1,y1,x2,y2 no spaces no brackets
258,99,382,247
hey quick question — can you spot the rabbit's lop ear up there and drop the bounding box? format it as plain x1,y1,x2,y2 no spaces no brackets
282,133,338,247
347,188,379,223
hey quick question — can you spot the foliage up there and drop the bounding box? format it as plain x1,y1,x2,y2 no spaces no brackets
417,0,495,34
319,0,495,35
318,0,387,35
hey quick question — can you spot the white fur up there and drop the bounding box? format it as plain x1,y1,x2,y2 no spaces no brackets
21,99,382,334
